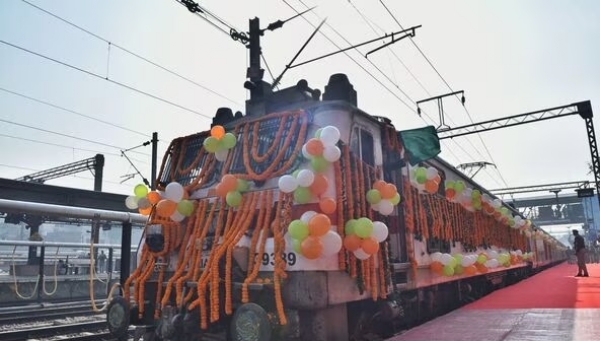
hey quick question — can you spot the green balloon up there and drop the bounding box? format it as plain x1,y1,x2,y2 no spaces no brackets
416,174,427,184
288,220,309,240
293,187,312,204
366,189,382,205
415,167,426,178
453,254,463,264
354,218,373,238
443,265,455,276
448,257,458,268
454,265,464,275
222,133,237,149
390,193,401,205
345,219,358,235
292,239,302,253
203,136,220,153
445,180,455,190
226,191,242,207
477,254,487,264
455,181,465,192
177,200,194,216
134,184,148,198
236,179,249,192
292,169,301,178
314,128,323,138
311,156,329,173
471,190,481,198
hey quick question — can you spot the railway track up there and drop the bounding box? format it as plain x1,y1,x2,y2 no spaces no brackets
0,300,105,325
0,320,111,341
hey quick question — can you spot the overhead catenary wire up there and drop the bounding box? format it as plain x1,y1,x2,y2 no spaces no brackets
20,0,241,106
0,39,212,120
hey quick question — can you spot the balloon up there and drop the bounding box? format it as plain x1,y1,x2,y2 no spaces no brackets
215,149,228,162
170,211,185,222
134,184,149,198
165,182,185,202
301,144,313,160
378,200,394,216
426,167,438,179
361,237,379,255
309,174,328,196
278,175,298,193
138,197,151,210
380,184,397,199
454,181,465,193
288,220,309,240
177,200,194,216
310,156,329,173
319,198,336,214
156,199,177,217
366,189,382,205
314,128,323,138
345,219,358,235
300,211,317,224
353,248,370,260
296,169,315,187
236,179,250,192
390,193,401,205
371,202,380,212
373,180,386,192
322,145,341,162
147,191,161,205
139,206,152,215
221,175,238,193
319,126,341,147
125,196,139,209
308,214,330,237
210,125,225,139
343,234,361,251
372,221,389,242
445,180,455,189
215,183,228,197
431,252,443,263
430,261,443,274
301,236,323,260
488,250,499,260
443,265,455,276
425,180,438,194
305,138,324,156
293,187,312,204
222,133,237,149
354,218,374,238
321,231,342,256
203,136,220,153
226,191,242,207
291,239,302,253
464,265,477,275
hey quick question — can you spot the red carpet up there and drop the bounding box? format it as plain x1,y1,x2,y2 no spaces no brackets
464,262,600,309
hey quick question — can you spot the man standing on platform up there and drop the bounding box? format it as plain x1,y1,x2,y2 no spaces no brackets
573,229,589,277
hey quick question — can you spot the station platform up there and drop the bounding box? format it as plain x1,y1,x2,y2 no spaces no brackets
388,262,600,341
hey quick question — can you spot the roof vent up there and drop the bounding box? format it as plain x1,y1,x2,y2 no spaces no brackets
323,73,357,106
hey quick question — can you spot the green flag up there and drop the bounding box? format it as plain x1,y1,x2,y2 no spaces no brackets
398,126,441,165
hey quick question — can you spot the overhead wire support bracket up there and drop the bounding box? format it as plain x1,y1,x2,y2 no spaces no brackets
416,90,465,131
365,26,419,58
288,25,422,70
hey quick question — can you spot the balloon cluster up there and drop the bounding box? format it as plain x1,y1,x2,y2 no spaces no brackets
125,182,195,222
366,180,401,216
342,218,389,260
430,250,529,277
202,125,237,162
409,166,441,194
301,126,342,172
285,211,342,260
278,169,330,205
216,174,249,207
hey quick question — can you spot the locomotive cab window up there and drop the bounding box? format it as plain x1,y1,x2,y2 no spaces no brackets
350,126,375,166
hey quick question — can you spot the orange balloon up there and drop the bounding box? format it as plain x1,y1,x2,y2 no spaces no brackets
139,206,152,216
309,174,329,196
476,263,488,273
430,261,443,274
211,125,225,139
373,180,386,192
343,234,361,251
221,174,238,193
156,199,177,217
361,237,380,255
433,175,442,184
308,214,330,237
319,198,336,214
464,265,477,275
301,236,323,260
147,191,161,205
215,183,228,197
425,180,438,194
380,183,397,199
305,138,324,156
445,188,456,200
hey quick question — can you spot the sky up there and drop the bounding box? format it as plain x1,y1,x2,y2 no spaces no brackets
1,0,600,201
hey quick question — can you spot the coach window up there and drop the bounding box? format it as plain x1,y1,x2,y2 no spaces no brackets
350,126,375,166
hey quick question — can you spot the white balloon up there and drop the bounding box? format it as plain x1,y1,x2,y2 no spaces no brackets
165,182,185,202
296,169,315,187
215,149,229,162
278,175,298,193
460,257,471,267
371,202,380,212
170,211,185,222
372,221,389,243
319,126,341,147
137,197,151,210
321,231,343,256
431,252,443,262
323,146,341,162
125,196,139,209
440,253,453,266
378,200,394,215
426,167,438,179
492,199,502,208
354,248,370,260
302,144,313,159
488,250,498,260
300,211,317,224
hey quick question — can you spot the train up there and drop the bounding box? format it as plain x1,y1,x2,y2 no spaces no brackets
105,71,567,341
